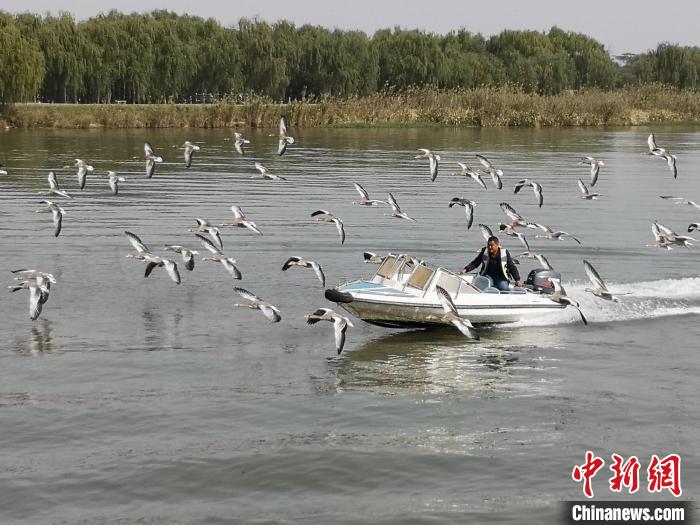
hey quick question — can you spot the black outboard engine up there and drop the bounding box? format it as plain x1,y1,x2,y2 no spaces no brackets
525,269,561,293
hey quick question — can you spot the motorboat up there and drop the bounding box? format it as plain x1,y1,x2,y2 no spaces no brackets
324,254,567,328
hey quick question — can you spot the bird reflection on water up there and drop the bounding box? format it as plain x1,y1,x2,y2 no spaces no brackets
325,326,563,397
14,320,54,355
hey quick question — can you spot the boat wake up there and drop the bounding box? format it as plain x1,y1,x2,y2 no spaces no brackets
508,276,700,327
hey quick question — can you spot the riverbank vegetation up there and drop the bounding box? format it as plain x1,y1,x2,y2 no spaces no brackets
1,10,700,127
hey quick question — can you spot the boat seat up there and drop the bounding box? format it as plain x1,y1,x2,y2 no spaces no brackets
484,287,500,293
472,275,492,291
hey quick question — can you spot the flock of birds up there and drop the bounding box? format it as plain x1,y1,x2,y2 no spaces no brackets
2,121,696,352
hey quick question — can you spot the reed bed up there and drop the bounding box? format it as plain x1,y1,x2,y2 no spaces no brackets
4,85,700,129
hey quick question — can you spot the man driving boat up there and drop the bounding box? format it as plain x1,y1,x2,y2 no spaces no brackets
459,236,523,291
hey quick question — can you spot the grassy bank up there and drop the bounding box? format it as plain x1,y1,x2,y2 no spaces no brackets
3,86,700,129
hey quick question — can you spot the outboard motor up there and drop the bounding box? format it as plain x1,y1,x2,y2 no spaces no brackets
525,269,561,293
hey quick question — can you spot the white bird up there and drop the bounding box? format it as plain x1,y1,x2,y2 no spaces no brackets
182,141,200,168
232,287,281,322
514,179,544,208
475,154,503,189
448,198,476,229
124,231,181,284
218,205,263,235
455,162,487,190
233,132,250,155
144,142,163,178
8,276,51,320
311,210,346,244
71,159,94,190
386,193,417,222
189,218,224,250
652,221,695,248
164,245,198,271
415,148,441,181
534,223,581,244
46,171,71,199
430,285,479,340
550,278,587,325
659,196,700,209
282,256,325,287
499,202,537,229
35,200,65,237
689,223,699,233
583,260,627,302
0,163,7,175
106,171,126,195
277,117,295,156
254,162,286,181
194,233,242,279
579,156,604,186
352,183,385,206
577,179,602,200
647,222,673,250
304,307,354,354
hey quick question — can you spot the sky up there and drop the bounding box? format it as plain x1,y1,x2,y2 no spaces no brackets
1,0,698,55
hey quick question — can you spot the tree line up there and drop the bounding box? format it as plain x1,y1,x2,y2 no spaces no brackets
1,10,699,105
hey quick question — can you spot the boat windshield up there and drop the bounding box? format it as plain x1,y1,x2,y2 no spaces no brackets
376,256,402,279
406,265,434,290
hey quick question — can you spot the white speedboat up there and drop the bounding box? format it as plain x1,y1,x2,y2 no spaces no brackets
325,254,567,328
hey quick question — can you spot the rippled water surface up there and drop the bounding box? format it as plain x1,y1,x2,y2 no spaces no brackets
1,126,700,523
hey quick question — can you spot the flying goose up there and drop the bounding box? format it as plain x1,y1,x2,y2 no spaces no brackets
311,210,346,244
428,285,479,340
218,205,263,235
254,162,286,181
475,154,503,189
514,179,544,208
195,233,242,279
35,200,65,237
448,198,476,229
232,287,281,322
304,307,354,354
46,171,71,199
277,117,295,156
386,193,417,222
352,183,385,206
534,223,581,244
182,141,200,168
282,256,325,287
124,231,181,284
70,159,94,190
415,148,441,181
233,132,250,155
579,157,604,186
144,142,163,178
189,219,224,250
164,245,199,271
454,162,487,190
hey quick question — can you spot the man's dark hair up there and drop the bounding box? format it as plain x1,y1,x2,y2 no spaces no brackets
487,236,499,244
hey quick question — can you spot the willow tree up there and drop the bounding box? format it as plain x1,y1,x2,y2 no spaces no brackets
0,13,45,104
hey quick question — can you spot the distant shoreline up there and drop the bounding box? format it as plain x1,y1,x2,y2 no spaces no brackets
3,86,700,129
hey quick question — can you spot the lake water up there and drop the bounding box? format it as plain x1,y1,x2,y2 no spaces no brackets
1,126,699,523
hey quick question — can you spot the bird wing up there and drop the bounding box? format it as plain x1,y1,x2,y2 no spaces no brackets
277,139,287,156
109,177,119,195
583,259,609,291
534,185,544,207
647,133,657,152
535,253,552,270
535,223,552,234
332,218,346,244
222,259,242,279
279,117,287,135
260,304,282,323
234,138,244,155
464,203,474,230
499,202,523,222
475,154,492,169
230,205,245,220
490,170,503,190
561,232,582,244
387,192,400,212
78,167,87,189
254,162,267,175
515,232,530,251
311,261,326,287
590,164,599,186
194,233,222,255
52,208,63,237
48,171,58,190
244,221,262,235
163,260,181,284
125,231,149,253
577,179,588,195
233,287,261,303
333,316,349,354
144,261,160,278
145,158,155,178
429,155,438,182
479,223,493,241
450,318,479,340
353,182,370,200
473,172,487,190
144,142,156,157
184,148,193,168
435,285,458,316
29,286,43,320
